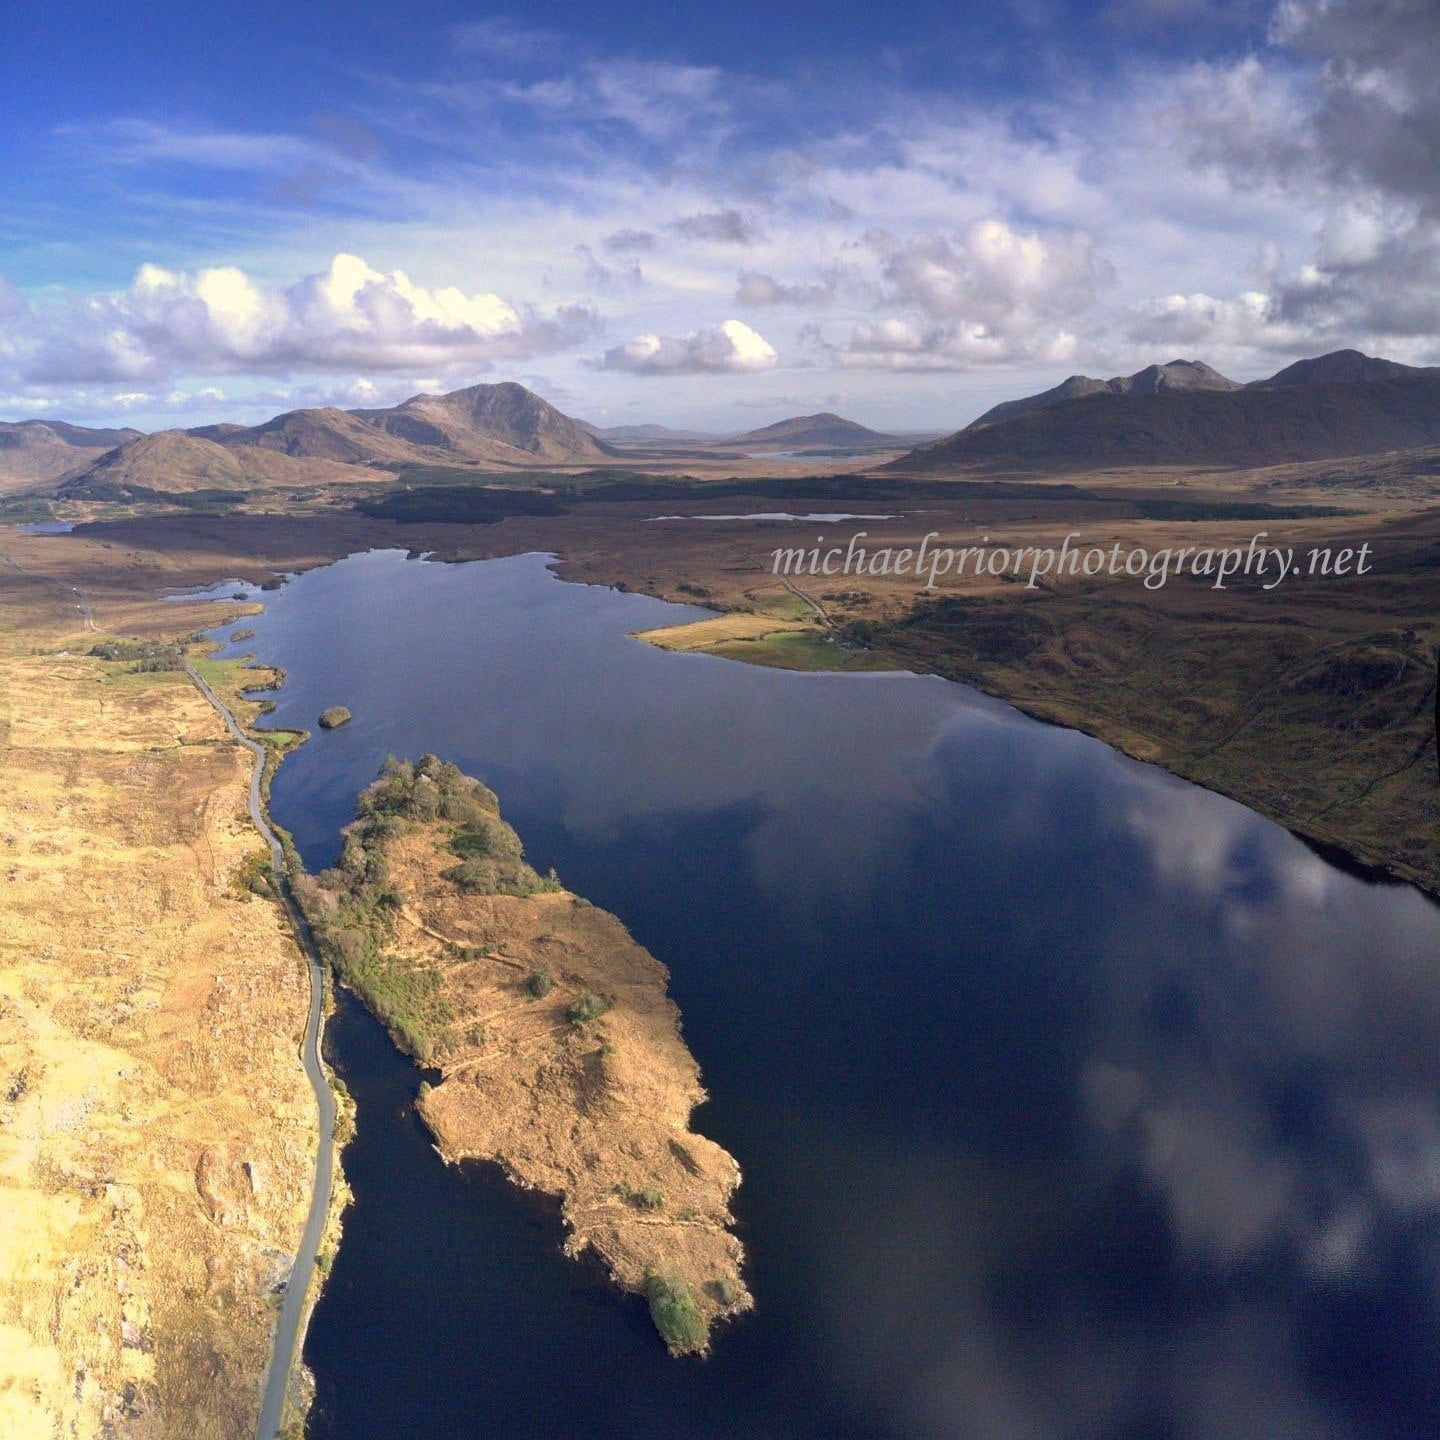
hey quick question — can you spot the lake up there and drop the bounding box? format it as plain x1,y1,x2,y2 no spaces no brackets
203,547,1440,1440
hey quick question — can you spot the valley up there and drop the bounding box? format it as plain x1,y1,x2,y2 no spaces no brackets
1,348,1437,1438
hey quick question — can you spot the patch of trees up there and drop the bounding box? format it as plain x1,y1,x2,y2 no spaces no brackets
89,639,184,671
645,1272,707,1354
294,754,560,1060
353,487,571,525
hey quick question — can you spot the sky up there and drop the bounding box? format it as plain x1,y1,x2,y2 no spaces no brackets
2,0,1439,431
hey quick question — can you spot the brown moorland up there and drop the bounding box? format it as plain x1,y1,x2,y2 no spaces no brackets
0,545,332,1440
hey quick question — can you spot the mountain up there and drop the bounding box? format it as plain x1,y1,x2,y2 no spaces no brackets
594,423,722,444
59,430,373,498
729,412,906,450
13,419,143,448
207,406,426,466
348,382,617,465
187,381,615,472
968,359,1238,430
893,352,1440,474
0,419,144,494
57,381,618,497
1252,349,1437,388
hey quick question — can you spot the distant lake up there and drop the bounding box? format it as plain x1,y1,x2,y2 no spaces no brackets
203,548,1440,1440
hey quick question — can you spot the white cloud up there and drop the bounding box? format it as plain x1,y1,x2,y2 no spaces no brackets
22,0,1440,424
0,253,599,388
592,318,778,375
824,316,1083,371
1128,289,1294,350
1139,2,1440,362
873,221,1113,326
812,220,1109,370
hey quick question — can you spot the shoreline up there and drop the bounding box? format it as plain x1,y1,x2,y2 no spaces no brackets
183,664,341,1440
189,569,752,1358
286,755,752,1355
179,527,1439,905
856,649,1440,903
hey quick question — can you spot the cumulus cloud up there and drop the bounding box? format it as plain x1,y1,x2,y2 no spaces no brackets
1129,289,1293,350
592,318,778,375
0,254,599,388
874,221,1112,325
824,316,1084,370
1271,0,1440,209
26,0,1440,413
816,220,1110,370
1151,0,1440,357
1130,224,1440,355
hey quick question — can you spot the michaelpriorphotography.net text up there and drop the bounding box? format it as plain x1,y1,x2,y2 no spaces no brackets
772,529,1377,591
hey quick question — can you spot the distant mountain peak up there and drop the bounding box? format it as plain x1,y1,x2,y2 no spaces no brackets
729,412,903,448
1125,359,1239,394
1253,349,1431,388
966,358,1239,431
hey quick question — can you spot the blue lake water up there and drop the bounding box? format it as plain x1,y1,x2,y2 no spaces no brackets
202,547,1440,1440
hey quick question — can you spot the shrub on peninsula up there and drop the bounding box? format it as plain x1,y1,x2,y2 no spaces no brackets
646,1272,708,1355
567,992,611,1026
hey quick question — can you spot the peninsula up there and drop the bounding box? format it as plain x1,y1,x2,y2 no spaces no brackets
293,755,750,1354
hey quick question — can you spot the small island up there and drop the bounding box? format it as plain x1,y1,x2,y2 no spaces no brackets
317,706,352,729
294,756,751,1354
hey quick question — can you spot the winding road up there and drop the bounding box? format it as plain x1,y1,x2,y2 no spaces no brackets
186,665,336,1440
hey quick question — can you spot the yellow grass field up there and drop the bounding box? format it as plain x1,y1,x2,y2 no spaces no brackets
0,546,323,1439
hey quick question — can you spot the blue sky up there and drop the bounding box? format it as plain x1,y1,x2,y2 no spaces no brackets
2,0,1437,429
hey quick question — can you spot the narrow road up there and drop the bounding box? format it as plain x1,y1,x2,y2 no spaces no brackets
742,547,833,628
186,665,336,1440
73,586,95,631
777,573,832,626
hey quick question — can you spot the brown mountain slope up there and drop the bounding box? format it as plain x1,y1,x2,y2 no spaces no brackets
365,381,618,463
212,408,426,466
214,381,617,470
0,420,144,494
53,381,615,496
60,431,366,496
892,373,1440,474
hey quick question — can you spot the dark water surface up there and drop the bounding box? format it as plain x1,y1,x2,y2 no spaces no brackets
205,549,1440,1440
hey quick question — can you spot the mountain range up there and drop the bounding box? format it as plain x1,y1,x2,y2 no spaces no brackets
6,349,1440,498
50,382,618,499
894,350,1440,474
